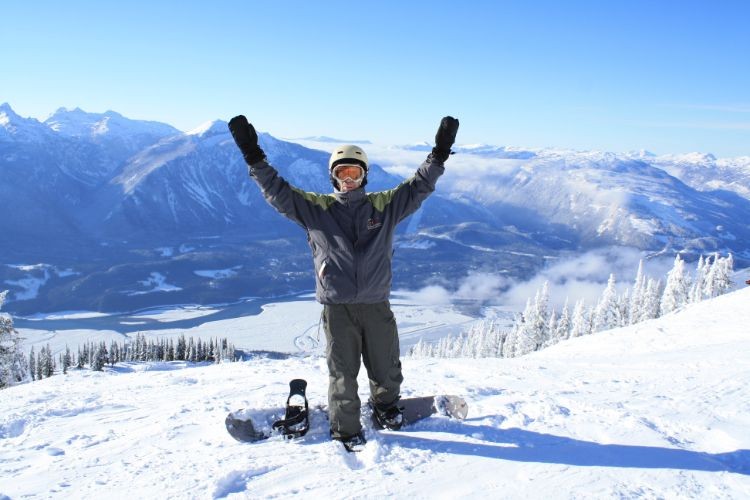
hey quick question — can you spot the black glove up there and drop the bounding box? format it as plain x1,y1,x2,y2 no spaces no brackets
432,116,459,163
228,115,266,165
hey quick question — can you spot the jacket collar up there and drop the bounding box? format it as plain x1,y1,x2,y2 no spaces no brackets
333,187,366,204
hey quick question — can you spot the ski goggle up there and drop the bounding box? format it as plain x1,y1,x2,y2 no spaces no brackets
332,164,365,182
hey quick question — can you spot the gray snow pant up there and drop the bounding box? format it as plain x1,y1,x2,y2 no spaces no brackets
322,301,403,439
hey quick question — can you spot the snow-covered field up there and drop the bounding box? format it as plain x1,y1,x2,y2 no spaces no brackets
2,289,749,499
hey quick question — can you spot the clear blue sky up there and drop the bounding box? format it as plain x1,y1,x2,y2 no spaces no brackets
2,0,749,156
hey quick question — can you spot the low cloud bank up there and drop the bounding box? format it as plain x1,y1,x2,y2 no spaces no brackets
399,247,676,312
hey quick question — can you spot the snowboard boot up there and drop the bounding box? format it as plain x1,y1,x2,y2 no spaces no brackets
335,431,367,453
370,399,404,431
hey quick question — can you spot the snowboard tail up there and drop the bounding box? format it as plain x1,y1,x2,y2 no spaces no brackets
370,395,468,430
225,412,269,442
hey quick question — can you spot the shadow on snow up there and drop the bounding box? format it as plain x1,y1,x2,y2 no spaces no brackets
380,419,749,475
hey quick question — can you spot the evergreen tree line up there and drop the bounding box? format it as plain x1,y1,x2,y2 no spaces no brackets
26,333,239,382
410,252,734,360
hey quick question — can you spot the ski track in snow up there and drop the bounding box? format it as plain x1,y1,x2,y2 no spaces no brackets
2,290,750,498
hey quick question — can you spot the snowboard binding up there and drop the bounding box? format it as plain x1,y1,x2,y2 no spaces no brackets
369,399,405,431
271,378,310,439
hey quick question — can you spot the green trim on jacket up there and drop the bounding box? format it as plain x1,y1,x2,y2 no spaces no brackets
291,187,337,211
366,186,402,213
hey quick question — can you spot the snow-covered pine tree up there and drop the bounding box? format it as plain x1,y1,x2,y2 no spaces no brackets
62,345,71,374
470,321,497,358
642,278,662,321
186,337,195,362
36,347,45,380
703,253,720,299
77,346,85,369
155,338,164,362
131,334,139,361
140,333,149,361
418,338,434,358
435,338,446,358
451,333,466,358
556,299,571,341
661,254,690,315
570,299,590,338
428,338,440,358
0,291,28,388
110,340,119,365
208,338,215,362
501,320,520,358
704,253,734,298
543,310,558,348
466,324,481,358
407,339,421,358
689,255,708,303
513,298,537,356
719,253,734,294
419,339,431,358
432,335,448,358
629,260,647,325
199,339,206,361
533,281,551,348
484,320,506,357
42,343,55,378
593,274,621,332
91,344,103,371
92,343,105,371
618,288,630,329
457,327,472,358
176,335,186,361
166,339,174,362
29,346,36,381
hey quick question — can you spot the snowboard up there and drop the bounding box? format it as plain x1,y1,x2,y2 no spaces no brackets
225,383,468,443
369,395,468,430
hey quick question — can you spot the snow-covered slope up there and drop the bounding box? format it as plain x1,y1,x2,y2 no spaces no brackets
2,289,748,498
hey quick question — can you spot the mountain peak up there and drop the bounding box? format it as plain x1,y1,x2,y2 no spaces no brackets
0,103,50,142
0,102,23,125
45,107,179,139
186,119,228,138
0,102,17,115
46,107,110,136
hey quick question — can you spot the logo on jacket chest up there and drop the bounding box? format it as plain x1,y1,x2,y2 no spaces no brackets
367,218,383,231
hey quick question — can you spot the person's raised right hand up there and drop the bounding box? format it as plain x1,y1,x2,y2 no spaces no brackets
432,116,459,162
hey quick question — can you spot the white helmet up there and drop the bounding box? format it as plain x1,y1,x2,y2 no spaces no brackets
329,144,369,189
329,144,369,172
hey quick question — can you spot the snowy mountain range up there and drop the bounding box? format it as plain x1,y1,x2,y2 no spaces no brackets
2,103,749,314
2,285,748,497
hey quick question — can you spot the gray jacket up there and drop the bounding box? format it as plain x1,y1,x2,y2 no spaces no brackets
248,156,445,304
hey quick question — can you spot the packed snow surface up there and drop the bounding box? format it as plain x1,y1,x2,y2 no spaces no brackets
2,289,749,498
